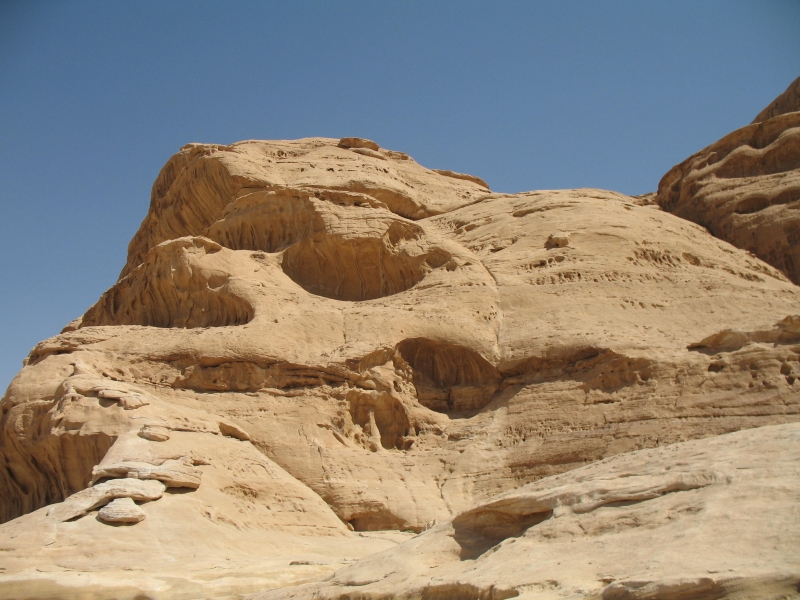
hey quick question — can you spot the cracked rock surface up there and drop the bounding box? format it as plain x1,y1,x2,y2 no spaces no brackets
1,125,799,599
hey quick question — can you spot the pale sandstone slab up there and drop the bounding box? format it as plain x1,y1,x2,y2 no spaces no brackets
97,497,145,523
92,459,202,489
139,424,170,441
45,478,164,522
256,423,800,600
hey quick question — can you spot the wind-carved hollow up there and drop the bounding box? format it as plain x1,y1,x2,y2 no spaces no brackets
452,509,553,560
397,338,501,414
281,222,450,301
734,196,772,215
205,190,320,252
82,238,254,328
347,388,412,451
734,188,800,215
714,129,800,179
0,405,116,523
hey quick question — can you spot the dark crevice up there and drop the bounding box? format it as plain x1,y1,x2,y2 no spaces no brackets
452,509,553,560
281,223,447,302
418,583,520,600
170,360,346,393
396,338,501,414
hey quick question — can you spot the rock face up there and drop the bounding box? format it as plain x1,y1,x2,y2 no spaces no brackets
656,87,800,284
1,116,799,598
753,75,800,123
259,423,800,600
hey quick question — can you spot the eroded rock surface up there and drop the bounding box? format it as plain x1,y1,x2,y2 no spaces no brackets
122,137,492,278
1,130,799,598
46,478,164,522
753,75,800,123
258,424,800,600
656,105,800,284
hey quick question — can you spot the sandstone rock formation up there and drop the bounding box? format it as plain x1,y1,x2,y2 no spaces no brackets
258,423,800,600
753,75,800,123
1,114,799,599
656,78,800,284
97,497,146,523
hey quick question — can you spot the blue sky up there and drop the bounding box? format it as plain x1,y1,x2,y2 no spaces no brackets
1,1,798,392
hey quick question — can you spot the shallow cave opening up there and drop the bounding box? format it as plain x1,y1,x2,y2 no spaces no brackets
205,191,320,253
281,235,443,301
347,389,412,450
396,338,501,414
452,508,553,560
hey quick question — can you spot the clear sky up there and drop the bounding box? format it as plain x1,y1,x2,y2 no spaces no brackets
1,1,798,392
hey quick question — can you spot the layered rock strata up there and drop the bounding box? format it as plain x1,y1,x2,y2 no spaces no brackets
0,129,799,598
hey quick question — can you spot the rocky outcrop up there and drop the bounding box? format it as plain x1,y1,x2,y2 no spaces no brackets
656,100,800,283
258,423,800,600
83,237,255,328
1,128,799,598
46,478,164,522
122,138,492,278
7,180,799,532
753,75,800,123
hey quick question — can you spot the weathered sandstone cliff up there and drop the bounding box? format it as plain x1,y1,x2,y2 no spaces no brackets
657,77,800,284
1,83,800,599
